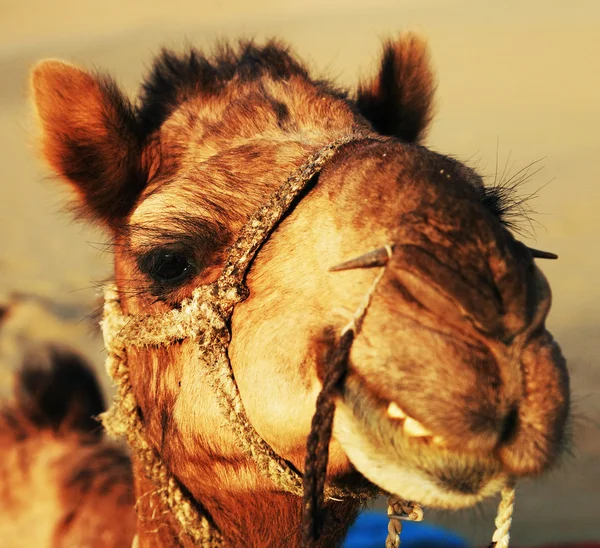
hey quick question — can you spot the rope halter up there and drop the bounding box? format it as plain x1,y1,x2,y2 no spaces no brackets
100,133,516,546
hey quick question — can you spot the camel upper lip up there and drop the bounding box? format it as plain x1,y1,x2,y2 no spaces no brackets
336,323,569,499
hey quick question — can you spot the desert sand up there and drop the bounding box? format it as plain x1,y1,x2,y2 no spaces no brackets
0,0,598,545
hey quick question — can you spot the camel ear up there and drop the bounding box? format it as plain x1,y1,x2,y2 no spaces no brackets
356,34,436,143
31,60,146,225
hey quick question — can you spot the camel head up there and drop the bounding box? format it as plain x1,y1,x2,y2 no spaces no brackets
30,35,569,524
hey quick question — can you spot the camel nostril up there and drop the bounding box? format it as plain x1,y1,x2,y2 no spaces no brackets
498,405,519,446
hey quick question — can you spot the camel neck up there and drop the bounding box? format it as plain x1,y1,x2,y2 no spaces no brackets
131,459,362,547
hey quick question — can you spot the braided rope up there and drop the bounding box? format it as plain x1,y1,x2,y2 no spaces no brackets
301,330,356,547
489,483,516,548
302,245,397,546
102,288,222,546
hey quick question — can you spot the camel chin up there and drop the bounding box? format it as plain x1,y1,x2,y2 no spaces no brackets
333,398,507,510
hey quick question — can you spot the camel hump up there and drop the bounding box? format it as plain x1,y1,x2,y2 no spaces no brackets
14,345,106,437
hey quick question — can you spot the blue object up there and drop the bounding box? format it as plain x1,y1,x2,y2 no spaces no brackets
344,511,469,548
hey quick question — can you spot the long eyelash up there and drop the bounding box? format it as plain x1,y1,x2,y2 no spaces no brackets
479,157,550,238
119,212,231,252
86,240,127,256
84,242,164,299
86,237,191,298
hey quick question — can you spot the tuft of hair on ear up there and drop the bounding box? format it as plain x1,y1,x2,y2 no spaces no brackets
356,33,436,144
30,60,147,225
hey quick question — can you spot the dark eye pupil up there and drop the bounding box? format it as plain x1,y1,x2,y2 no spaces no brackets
153,253,191,282
138,249,197,287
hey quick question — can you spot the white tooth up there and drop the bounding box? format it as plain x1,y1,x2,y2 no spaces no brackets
432,435,446,446
403,417,433,438
387,402,407,420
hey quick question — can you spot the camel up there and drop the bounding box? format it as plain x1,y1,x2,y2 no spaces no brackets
9,34,570,546
0,299,136,547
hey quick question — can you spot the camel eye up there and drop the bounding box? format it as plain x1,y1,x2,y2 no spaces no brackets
138,250,196,285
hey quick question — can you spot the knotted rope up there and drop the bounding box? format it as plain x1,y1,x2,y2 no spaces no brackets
385,495,424,548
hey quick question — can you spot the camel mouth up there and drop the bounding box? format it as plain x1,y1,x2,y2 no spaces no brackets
382,401,447,448
333,371,507,509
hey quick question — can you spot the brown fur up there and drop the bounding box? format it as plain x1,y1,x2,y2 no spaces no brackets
16,35,570,546
356,34,435,143
0,347,135,547
31,60,146,223
132,457,360,547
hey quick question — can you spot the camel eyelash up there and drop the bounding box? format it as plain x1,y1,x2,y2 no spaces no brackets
476,159,547,238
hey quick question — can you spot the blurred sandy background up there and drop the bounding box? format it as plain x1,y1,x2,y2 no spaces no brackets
0,0,598,545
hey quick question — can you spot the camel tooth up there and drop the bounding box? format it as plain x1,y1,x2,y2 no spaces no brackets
387,402,407,420
403,417,433,438
432,435,447,447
